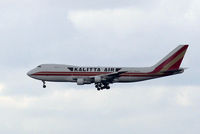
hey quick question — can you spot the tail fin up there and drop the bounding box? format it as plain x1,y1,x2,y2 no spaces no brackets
152,45,189,73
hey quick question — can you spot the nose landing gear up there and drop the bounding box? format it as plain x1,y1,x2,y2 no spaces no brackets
42,81,46,88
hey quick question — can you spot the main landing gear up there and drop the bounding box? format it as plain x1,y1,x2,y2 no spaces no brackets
42,81,46,88
95,83,110,91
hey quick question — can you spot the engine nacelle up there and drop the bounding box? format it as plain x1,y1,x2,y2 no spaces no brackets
94,76,102,83
77,78,84,85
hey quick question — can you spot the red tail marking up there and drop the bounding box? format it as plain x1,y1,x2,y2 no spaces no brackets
168,57,184,70
152,45,188,73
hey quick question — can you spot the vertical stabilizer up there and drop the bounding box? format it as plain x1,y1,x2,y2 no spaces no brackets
152,45,189,73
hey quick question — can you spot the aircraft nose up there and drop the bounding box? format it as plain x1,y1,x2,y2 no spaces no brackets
27,70,33,77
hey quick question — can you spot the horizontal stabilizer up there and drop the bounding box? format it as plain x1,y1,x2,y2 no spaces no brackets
160,68,185,75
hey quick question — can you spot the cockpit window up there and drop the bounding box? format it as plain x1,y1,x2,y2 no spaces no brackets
37,65,42,68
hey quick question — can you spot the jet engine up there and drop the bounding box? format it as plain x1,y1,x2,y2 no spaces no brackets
94,76,102,83
77,78,84,85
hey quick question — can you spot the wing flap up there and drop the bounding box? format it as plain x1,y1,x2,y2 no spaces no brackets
90,71,127,83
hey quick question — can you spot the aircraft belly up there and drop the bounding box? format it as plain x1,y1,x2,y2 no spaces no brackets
34,76,75,82
116,76,154,82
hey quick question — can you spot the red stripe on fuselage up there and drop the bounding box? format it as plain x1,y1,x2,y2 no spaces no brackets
32,71,163,77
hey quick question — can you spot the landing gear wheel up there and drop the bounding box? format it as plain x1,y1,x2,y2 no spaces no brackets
42,81,46,88
95,83,110,90
95,83,102,91
106,86,110,89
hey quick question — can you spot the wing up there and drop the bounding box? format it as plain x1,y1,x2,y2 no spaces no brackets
90,71,127,83
103,71,127,77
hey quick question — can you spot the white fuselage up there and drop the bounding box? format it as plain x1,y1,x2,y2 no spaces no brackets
27,64,162,84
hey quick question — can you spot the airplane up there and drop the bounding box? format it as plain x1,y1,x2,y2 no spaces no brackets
27,45,188,90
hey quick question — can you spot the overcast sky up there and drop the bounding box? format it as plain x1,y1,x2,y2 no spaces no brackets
0,0,199,133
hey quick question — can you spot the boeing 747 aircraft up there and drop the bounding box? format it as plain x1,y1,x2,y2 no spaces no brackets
27,45,188,90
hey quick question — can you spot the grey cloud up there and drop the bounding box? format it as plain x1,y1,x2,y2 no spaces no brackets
0,0,199,133
0,86,199,134
0,0,199,95
0,0,198,68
